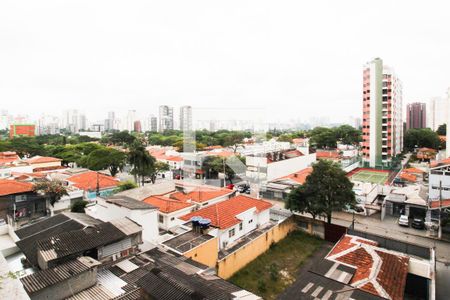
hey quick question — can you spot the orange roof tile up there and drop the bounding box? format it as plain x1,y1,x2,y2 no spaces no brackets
327,235,409,300
0,180,34,196
206,151,236,158
26,156,62,164
399,172,417,182
143,196,194,213
316,151,340,159
169,187,233,203
429,199,450,209
166,156,183,162
430,157,450,168
180,195,272,229
402,167,425,174
274,167,312,185
68,171,119,191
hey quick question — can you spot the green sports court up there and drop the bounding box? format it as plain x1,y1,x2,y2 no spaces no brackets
349,169,390,185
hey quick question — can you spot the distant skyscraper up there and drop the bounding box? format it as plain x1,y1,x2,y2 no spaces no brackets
179,106,192,131
105,111,116,131
63,109,80,132
37,115,60,135
406,102,426,130
134,120,142,133
362,58,403,168
149,115,157,132
79,114,87,131
158,105,174,132
125,110,137,132
428,97,448,131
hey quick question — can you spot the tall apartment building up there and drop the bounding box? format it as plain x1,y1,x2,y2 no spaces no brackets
104,111,116,131
362,58,403,168
149,115,157,132
179,106,192,131
428,96,448,131
158,105,174,132
406,102,426,130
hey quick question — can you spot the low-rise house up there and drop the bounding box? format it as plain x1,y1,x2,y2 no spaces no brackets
0,180,48,228
15,213,142,269
143,195,195,231
383,185,428,219
417,147,437,162
169,185,234,207
66,170,119,200
315,150,341,161
85,195,159,242
180,195,273,250
261,167,312,200
23,156,63,172
428,160,450,200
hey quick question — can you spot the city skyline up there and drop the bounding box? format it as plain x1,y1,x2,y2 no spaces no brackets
1,1,449,123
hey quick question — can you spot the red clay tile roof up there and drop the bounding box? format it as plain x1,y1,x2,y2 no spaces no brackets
399,172,417,182
316,151,340,159
429,199,450,209
143,196,194,213
179,195,272,229
0,151,20,166
274,167,312,185
26,156,62,164
0,180,34,196
205,151,236,158
326,235,409,300
402,167,425,174
431,157,450,168
67,171,119,191
166,156,183,162
292,138,307,144
169,187,233,203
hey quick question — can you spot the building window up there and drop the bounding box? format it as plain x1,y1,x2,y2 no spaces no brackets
158,214,164,223
170,217,175,221
229,228,235,238
248,219,253,224
239,223,243,231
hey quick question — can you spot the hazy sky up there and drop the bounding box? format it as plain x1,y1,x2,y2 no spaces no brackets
1,0,449,123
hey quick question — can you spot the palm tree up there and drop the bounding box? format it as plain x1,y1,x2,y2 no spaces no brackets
128,141,156,186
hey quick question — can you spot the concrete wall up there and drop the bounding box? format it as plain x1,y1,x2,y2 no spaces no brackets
267,153,316,181
183,236,218,268
217,217,296,279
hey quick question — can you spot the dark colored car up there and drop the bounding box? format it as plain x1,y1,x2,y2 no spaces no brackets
411,218,425,229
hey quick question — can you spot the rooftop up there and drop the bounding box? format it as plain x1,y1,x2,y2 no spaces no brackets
0,179,34,196
24,156,62,164
180,195,272,229
20,257,100,295
272,167,313,185
143,195,194,213
105,195,157,210
163,230,215,253
326,234,409,300
169,186,233,203
67,171,119,191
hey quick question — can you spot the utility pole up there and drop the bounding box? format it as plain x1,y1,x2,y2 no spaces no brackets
96,171,100,197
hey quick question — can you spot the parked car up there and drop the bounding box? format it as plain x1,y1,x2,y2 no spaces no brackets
398,215,409,227
237,184,250,193
411,218,425,229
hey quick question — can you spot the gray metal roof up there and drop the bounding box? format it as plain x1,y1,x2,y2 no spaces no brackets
105,196,157,210
20,257,100,295
110,218,142,236
163,231,214,253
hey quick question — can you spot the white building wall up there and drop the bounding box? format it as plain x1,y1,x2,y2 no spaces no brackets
428,168,450,200
159,206,194,231
266,153,316,181
85,198,159,242
218,208,260,249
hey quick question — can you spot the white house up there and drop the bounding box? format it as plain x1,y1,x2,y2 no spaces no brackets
143,196,195,231
429,159,450,200
85,195,159,242
179,195,273,250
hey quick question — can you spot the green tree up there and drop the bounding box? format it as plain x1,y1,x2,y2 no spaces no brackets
286,160,356,223
33,180,69,206
309,127,336,148
146,161,170,184
437,124,446,136
202,155,246,184
128,141,156,186
71,200,89,213
110,130,136,146
334,125,362,145
85,148,126,177
404,128,441,151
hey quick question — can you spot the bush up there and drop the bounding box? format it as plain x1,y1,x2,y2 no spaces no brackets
71,200,89,213
257,279,267,293
116,180,137,192
269,263,279,281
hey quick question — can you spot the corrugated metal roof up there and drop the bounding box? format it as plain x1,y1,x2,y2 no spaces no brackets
110,218,142,236
97,269,127,297
115,259,139,273
66,285,116,300
20,257,100,294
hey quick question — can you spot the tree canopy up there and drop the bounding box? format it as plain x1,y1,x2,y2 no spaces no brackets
404,128,441,151
84,148,126,177
308,125,361,149
286,160,356,223
437,124,446,136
